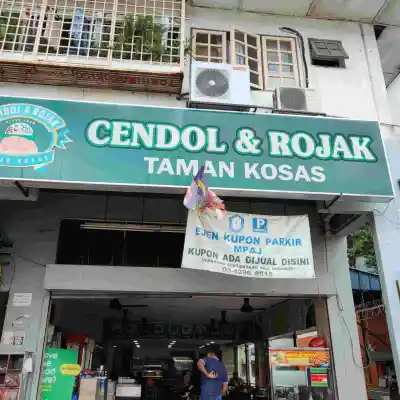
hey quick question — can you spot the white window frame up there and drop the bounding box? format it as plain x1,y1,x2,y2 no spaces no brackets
192,29,227,63
229,27,263,90
261,35,300,89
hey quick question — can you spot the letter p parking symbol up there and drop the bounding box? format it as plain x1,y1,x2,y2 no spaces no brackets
252,217,268,233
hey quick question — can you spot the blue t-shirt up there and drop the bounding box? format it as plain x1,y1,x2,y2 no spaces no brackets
200,357,228,396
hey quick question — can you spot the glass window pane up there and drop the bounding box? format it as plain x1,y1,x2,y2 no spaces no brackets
211,47,222,57
248,47,258,59
267,52,279,62
195,45,209,57
282,78,296,87
235,42,246,55
266,39,278,50
280,41,292,51
250,72,259,85
268,63,279,73
267,77,280,89
210,34,222,45
194,56,208,62
281,53,293,63
248,59,258,71
282,64,294,74
235,31,245,42
196,33,208,44
247,35,257,47
236,55,245,64
211,58,223,63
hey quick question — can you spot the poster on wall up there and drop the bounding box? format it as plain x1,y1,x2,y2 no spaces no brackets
182,211,314,278
269,349,330,367
41,348,79,400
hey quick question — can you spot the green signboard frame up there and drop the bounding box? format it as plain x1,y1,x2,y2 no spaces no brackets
0,96,393,201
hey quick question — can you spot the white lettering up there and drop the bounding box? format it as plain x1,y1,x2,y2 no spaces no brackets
181,126,206,152
110,121,131,146
206,127,227,153
131,123,154,148
219,162,234,178
332,135,353,160
260,164,277,180
291,133,315,158
350,136,376,161
155,124,180,150
144,157,159,174
244,163,260,179
157,158,174,175
267,131,292,156
86,120,111,146
176,159,198,176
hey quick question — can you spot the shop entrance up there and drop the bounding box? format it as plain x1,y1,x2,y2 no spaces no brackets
39,294,334,400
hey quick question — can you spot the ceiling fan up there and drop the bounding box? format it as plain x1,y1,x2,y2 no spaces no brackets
227,298,267,313
109,298,149,311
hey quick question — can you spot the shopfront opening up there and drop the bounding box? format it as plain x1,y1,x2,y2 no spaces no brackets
39,294,335,400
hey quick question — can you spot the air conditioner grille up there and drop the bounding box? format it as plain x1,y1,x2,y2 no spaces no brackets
195,68,230,98
279,87,307,110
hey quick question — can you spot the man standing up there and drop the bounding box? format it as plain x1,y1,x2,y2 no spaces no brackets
197,347,228,400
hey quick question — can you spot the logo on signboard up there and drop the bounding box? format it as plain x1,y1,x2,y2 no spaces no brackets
229,214,244,233
252,217,268,233
0,103,71,169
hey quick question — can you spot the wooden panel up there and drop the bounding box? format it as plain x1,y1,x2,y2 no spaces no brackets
0,61,183,94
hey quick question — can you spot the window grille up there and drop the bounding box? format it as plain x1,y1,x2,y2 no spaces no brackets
0,0,184,69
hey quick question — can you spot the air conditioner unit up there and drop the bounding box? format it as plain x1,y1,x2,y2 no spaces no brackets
273,87,307,111
190,61,252,106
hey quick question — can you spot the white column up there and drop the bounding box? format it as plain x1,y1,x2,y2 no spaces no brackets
371,202,400,380
326,235,367,399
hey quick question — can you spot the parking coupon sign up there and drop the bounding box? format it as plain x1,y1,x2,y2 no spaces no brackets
182,211,314,279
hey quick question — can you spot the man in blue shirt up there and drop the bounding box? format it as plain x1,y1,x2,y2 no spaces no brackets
197,347,228,400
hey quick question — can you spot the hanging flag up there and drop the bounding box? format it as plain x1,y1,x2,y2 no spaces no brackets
183,165,208,211
183,165,227,219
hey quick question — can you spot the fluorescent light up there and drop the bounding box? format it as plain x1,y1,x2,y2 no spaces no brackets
80,222,185,233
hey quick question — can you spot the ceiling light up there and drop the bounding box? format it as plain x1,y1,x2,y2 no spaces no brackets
113,345,117,348
210,342,214,344
137,345,140,348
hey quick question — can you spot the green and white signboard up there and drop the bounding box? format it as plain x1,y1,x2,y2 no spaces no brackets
41,348,78,400
0,96,393,200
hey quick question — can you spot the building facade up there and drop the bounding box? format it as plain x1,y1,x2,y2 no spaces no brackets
0,1,397,399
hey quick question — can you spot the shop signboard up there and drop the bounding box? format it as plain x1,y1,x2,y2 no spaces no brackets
106,320,236,340
0,96,393,201
269,348,331,392
269,349,330,367
41,348,79,400
182,211,314,278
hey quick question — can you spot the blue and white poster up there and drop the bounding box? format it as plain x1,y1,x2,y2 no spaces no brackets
182,211,314,279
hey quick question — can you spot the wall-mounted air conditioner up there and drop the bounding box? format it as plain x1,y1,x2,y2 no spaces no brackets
273,87,307,112
190,61,252,107
250,87,321,114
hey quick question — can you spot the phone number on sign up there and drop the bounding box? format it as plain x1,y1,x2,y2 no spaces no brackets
222,267,273,277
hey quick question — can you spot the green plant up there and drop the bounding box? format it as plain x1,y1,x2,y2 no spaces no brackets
0,12,20,50
112,14,165,61
347,222,377,269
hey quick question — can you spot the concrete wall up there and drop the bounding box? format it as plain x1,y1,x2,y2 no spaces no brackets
373,73,400,384
0,10,387,123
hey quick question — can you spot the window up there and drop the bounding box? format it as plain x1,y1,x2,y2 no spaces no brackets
191,28,300,90
0,0,184,69
192,29,227,63
309,38,348,68
230,28,262,89
262,36,298,89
